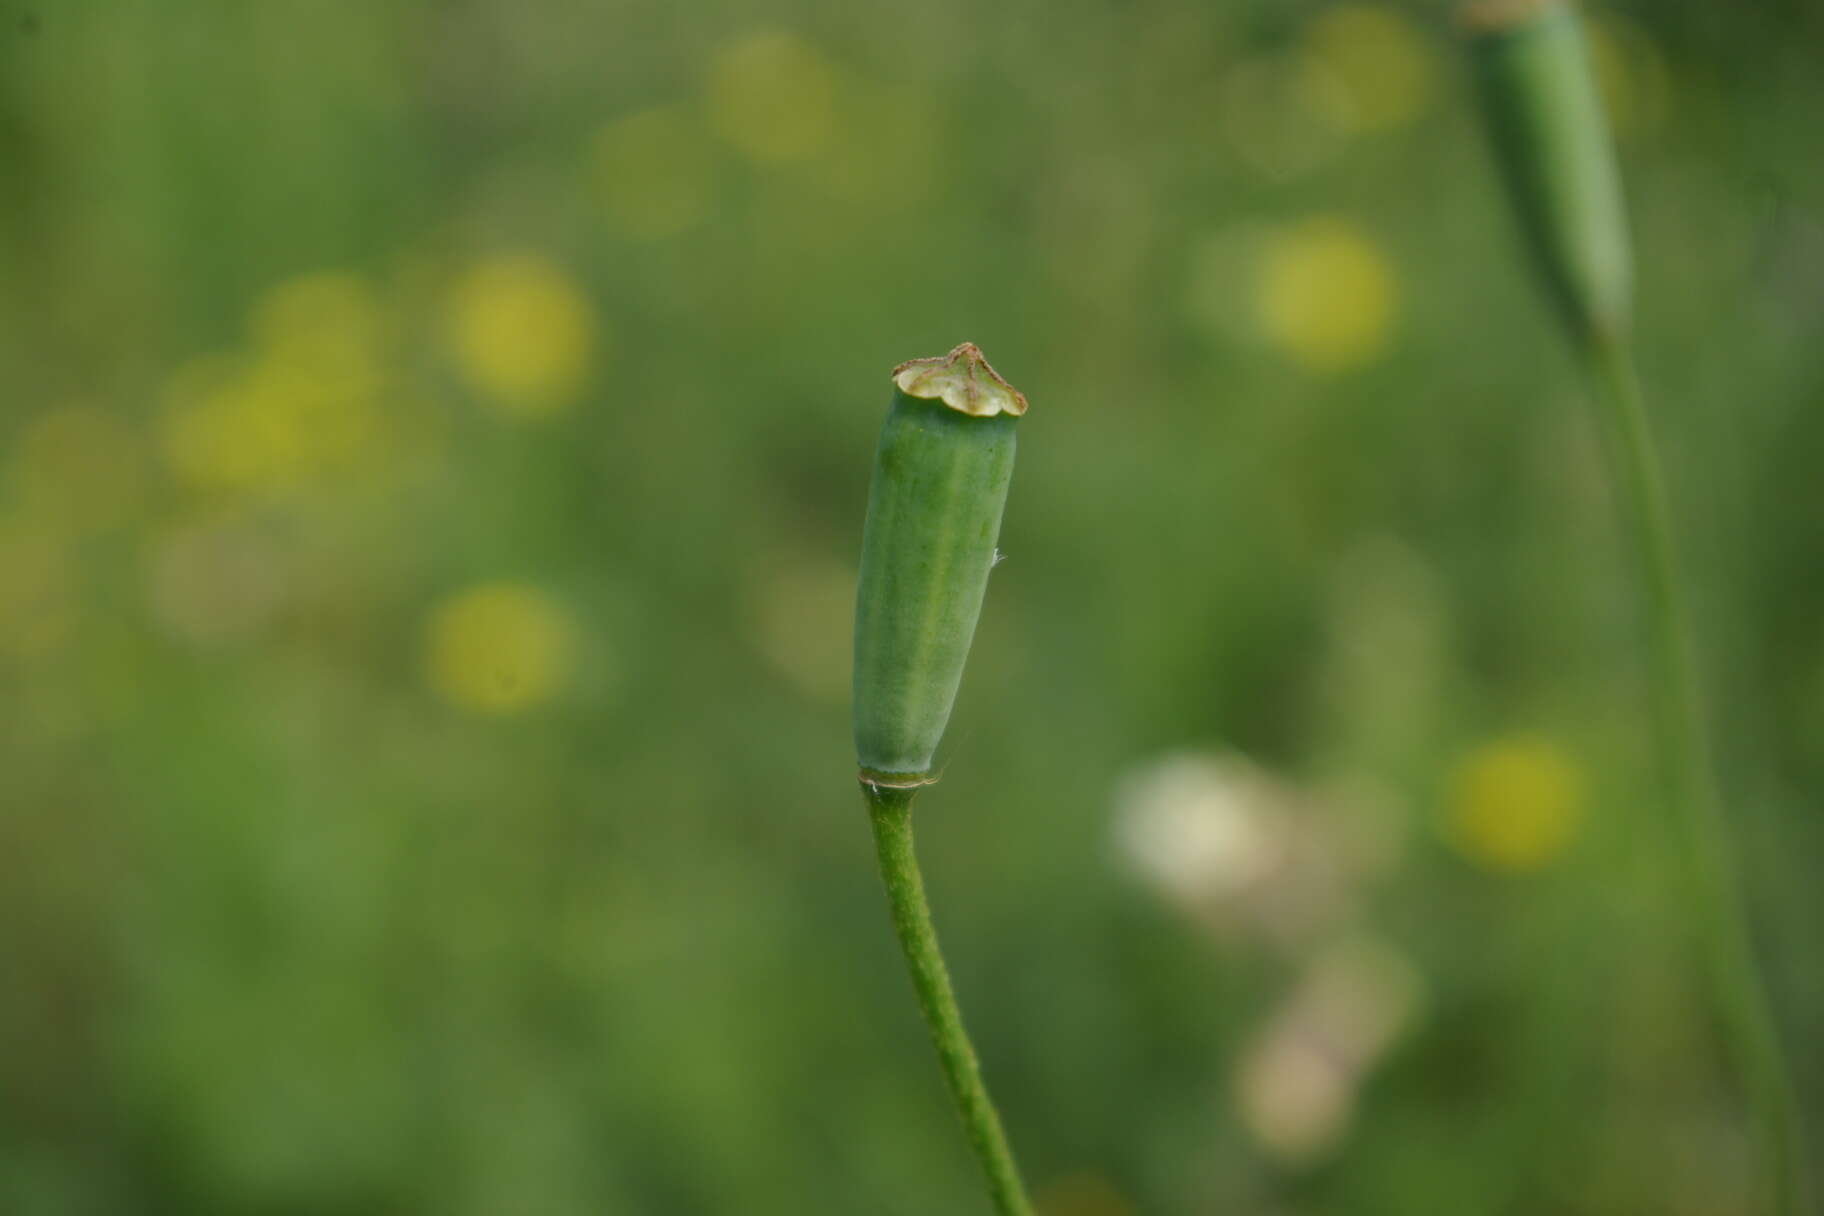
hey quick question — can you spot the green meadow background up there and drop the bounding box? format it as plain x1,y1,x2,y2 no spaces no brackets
2,1,1820,1212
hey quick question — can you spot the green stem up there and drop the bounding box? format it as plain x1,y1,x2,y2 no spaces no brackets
1583,337,1809,1216
864,783,1034,1216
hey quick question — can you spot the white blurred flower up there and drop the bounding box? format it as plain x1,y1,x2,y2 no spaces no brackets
1233,1019,1352,1164
1113,751,1357,950
1233,934,1424,1164
1114,753,1282,903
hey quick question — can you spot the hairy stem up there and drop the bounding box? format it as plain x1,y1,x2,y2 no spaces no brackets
1584,337,1809,1216
864,784,1033,1216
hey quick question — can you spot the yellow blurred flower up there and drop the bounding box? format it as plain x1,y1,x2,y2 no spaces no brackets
706,32,838,165
447,254,597,416
249,271,386,395
10,404,146,534
1298,5,1436,134
592,106,717,239
1445,735,1584,872
161,270,389,493
162,356,378,492
161,356,243,487
1255,216,1398,372
424,582,575,715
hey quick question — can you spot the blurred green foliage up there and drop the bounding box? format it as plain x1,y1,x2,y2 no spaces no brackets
2,1,1821,1213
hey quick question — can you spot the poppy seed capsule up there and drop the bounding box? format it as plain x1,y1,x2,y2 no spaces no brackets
1465,0,1632,345
853,343,1027,784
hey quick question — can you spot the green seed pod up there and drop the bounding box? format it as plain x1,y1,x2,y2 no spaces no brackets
1465,0,1632,345
853,343,1027,784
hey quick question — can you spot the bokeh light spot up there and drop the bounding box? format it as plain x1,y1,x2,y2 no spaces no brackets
1255,216,1398,371
706,32,838,165
592,107,717,239
250,271,386,395
1298,5,1437,134
447,254,598,417
1445,735,1584,873
424,582,576,715
160,270,391,494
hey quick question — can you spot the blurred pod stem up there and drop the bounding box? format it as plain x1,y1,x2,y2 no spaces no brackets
1467,3,1809,1211
1585,338,1808,1216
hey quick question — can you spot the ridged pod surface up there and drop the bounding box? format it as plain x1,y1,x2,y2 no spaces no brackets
853,344,1026,781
